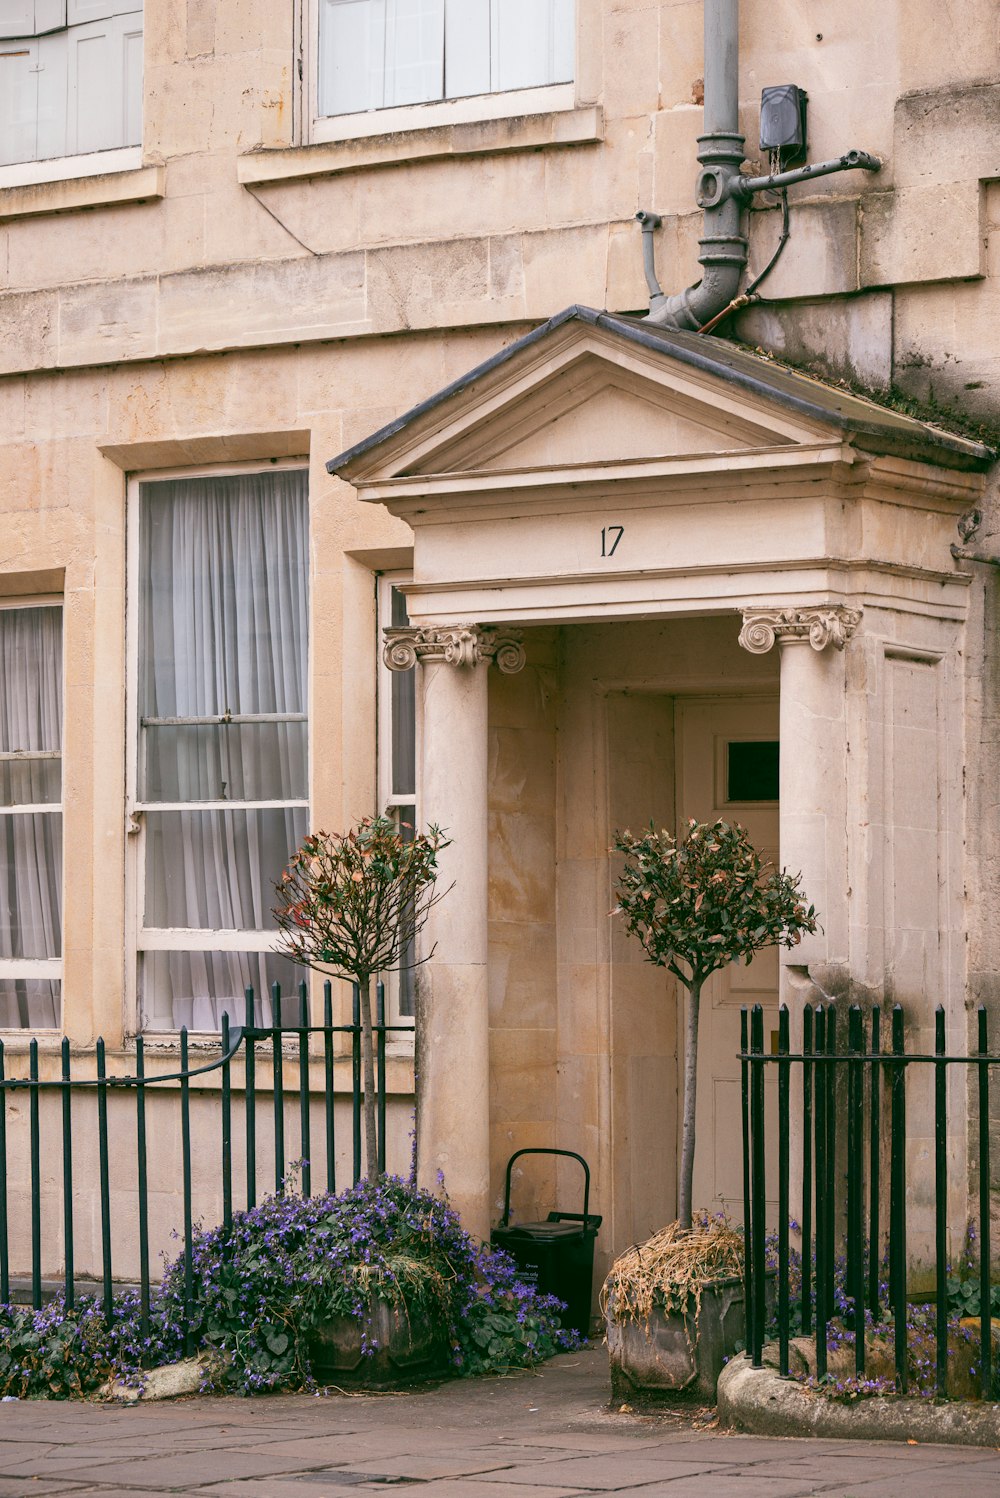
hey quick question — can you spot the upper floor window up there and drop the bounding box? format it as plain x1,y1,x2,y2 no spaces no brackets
0,0,142,170
0,601,63,1030
317,0,574,119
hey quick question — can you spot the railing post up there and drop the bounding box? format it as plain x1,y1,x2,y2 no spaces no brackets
244,987,257,1210
847,1005,865,1376
824,1004,837,1344
750,1003,766,1366
890,1003,908,1392
352,982,362,1185
29,1039,41,1310
181,1026,194,1358
801,1004,813,1337
135,1036,150,1340
376,980,387,1177
868,1004,881,1318
978,1006,992,1398
60,1037,74,1310
323,981,336,1194
298,981,311,1199
740,1007,752,1355
814,1004,828,1379
221,1013,232,1233
777,1003,790,1376
96,1038,113,1327
272,982,285,1195
934,1005,947,1398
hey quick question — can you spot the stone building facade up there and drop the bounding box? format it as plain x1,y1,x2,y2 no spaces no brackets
0,0,998,1278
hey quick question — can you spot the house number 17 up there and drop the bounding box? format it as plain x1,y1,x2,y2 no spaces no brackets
601,524,624,558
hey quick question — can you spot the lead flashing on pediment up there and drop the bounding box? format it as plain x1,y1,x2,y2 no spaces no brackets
326,306,992,482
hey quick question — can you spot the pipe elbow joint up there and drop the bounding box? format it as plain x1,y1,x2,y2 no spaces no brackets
643,264,745,332
842,150,881,173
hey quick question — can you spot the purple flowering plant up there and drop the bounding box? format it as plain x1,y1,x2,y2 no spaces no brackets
762,1227,990,1401
0,1176,579,1399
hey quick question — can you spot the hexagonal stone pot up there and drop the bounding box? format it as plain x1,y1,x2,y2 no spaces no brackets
308,1297,452,1390
607,1274,766,1404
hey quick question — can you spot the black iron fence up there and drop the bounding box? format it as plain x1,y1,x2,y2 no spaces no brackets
742,1001,998,1399
0,981,407,1341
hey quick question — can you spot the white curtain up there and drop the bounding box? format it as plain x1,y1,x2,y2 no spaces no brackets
139,471,308,1032
0,606,62,1030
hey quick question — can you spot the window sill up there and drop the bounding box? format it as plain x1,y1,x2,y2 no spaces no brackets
0,161,163,223
237,103,603,186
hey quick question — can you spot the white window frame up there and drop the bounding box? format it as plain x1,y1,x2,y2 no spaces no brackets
376,571,418,1033
304,0,577,145
0,144,142,190
0,595,64,1030
0,0,143,190
124,461,310,1040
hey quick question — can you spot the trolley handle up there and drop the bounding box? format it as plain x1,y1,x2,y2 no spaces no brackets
500,1147,591,1228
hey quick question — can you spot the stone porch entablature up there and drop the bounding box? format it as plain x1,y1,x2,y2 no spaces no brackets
328,306,990,1238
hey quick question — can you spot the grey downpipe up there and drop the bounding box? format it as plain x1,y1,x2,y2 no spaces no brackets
636,210,664,302
646,0,746,331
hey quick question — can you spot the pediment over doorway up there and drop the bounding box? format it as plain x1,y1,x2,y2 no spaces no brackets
329,306,989,489
327,306,989,629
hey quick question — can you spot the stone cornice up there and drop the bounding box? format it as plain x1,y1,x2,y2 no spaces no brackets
738,606,862,654
383,625,526,674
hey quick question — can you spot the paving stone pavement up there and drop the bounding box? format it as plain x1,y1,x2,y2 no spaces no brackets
1,1347,999,1497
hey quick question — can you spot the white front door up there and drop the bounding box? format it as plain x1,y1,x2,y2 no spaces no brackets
676,696,780,1220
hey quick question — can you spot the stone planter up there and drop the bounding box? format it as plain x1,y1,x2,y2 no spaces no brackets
309,1297,452,1391
608,1274,768,1403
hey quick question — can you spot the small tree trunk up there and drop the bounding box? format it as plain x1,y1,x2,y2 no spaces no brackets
678,977,702,1231
358,972,380,1178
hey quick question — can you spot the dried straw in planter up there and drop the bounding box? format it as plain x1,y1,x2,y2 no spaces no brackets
601,1217,744,1345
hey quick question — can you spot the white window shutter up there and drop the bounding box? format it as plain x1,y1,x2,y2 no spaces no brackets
318,0,387,116
382,0,443,108
33,0,67,34
444,0,489,101
492,0,574,92
123,13,141,144
552,0,574,84
34,25,68,160
0,41,40,165
66,10,139,154
67,0,140,23
0,2,36,39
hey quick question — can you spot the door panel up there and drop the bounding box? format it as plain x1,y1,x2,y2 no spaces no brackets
676,697,779,1219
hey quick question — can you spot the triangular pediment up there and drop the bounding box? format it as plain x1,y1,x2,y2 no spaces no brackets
409,351,799,474
328,307,990,490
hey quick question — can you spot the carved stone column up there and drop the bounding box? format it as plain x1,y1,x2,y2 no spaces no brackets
739,606,861,991
383,624,525,1242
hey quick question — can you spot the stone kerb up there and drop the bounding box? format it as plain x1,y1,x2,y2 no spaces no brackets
718,1352,1000,1448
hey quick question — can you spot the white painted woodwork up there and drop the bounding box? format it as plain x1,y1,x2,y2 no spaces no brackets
0,2,141,166
676,697,780,1217
318,0,574,116
0,0,65,40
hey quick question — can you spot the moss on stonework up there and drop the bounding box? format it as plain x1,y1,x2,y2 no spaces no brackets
731,339,1000,458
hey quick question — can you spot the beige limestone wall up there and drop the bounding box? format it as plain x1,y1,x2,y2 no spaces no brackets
2,0,1000,1266
0,0,995,408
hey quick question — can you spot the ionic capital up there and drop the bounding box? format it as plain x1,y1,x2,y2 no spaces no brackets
738,606,862,655
383,625,526,675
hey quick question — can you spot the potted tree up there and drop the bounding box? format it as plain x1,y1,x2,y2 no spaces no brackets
604,818,817,1400
273,815,452,1387
274,814,450,1183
